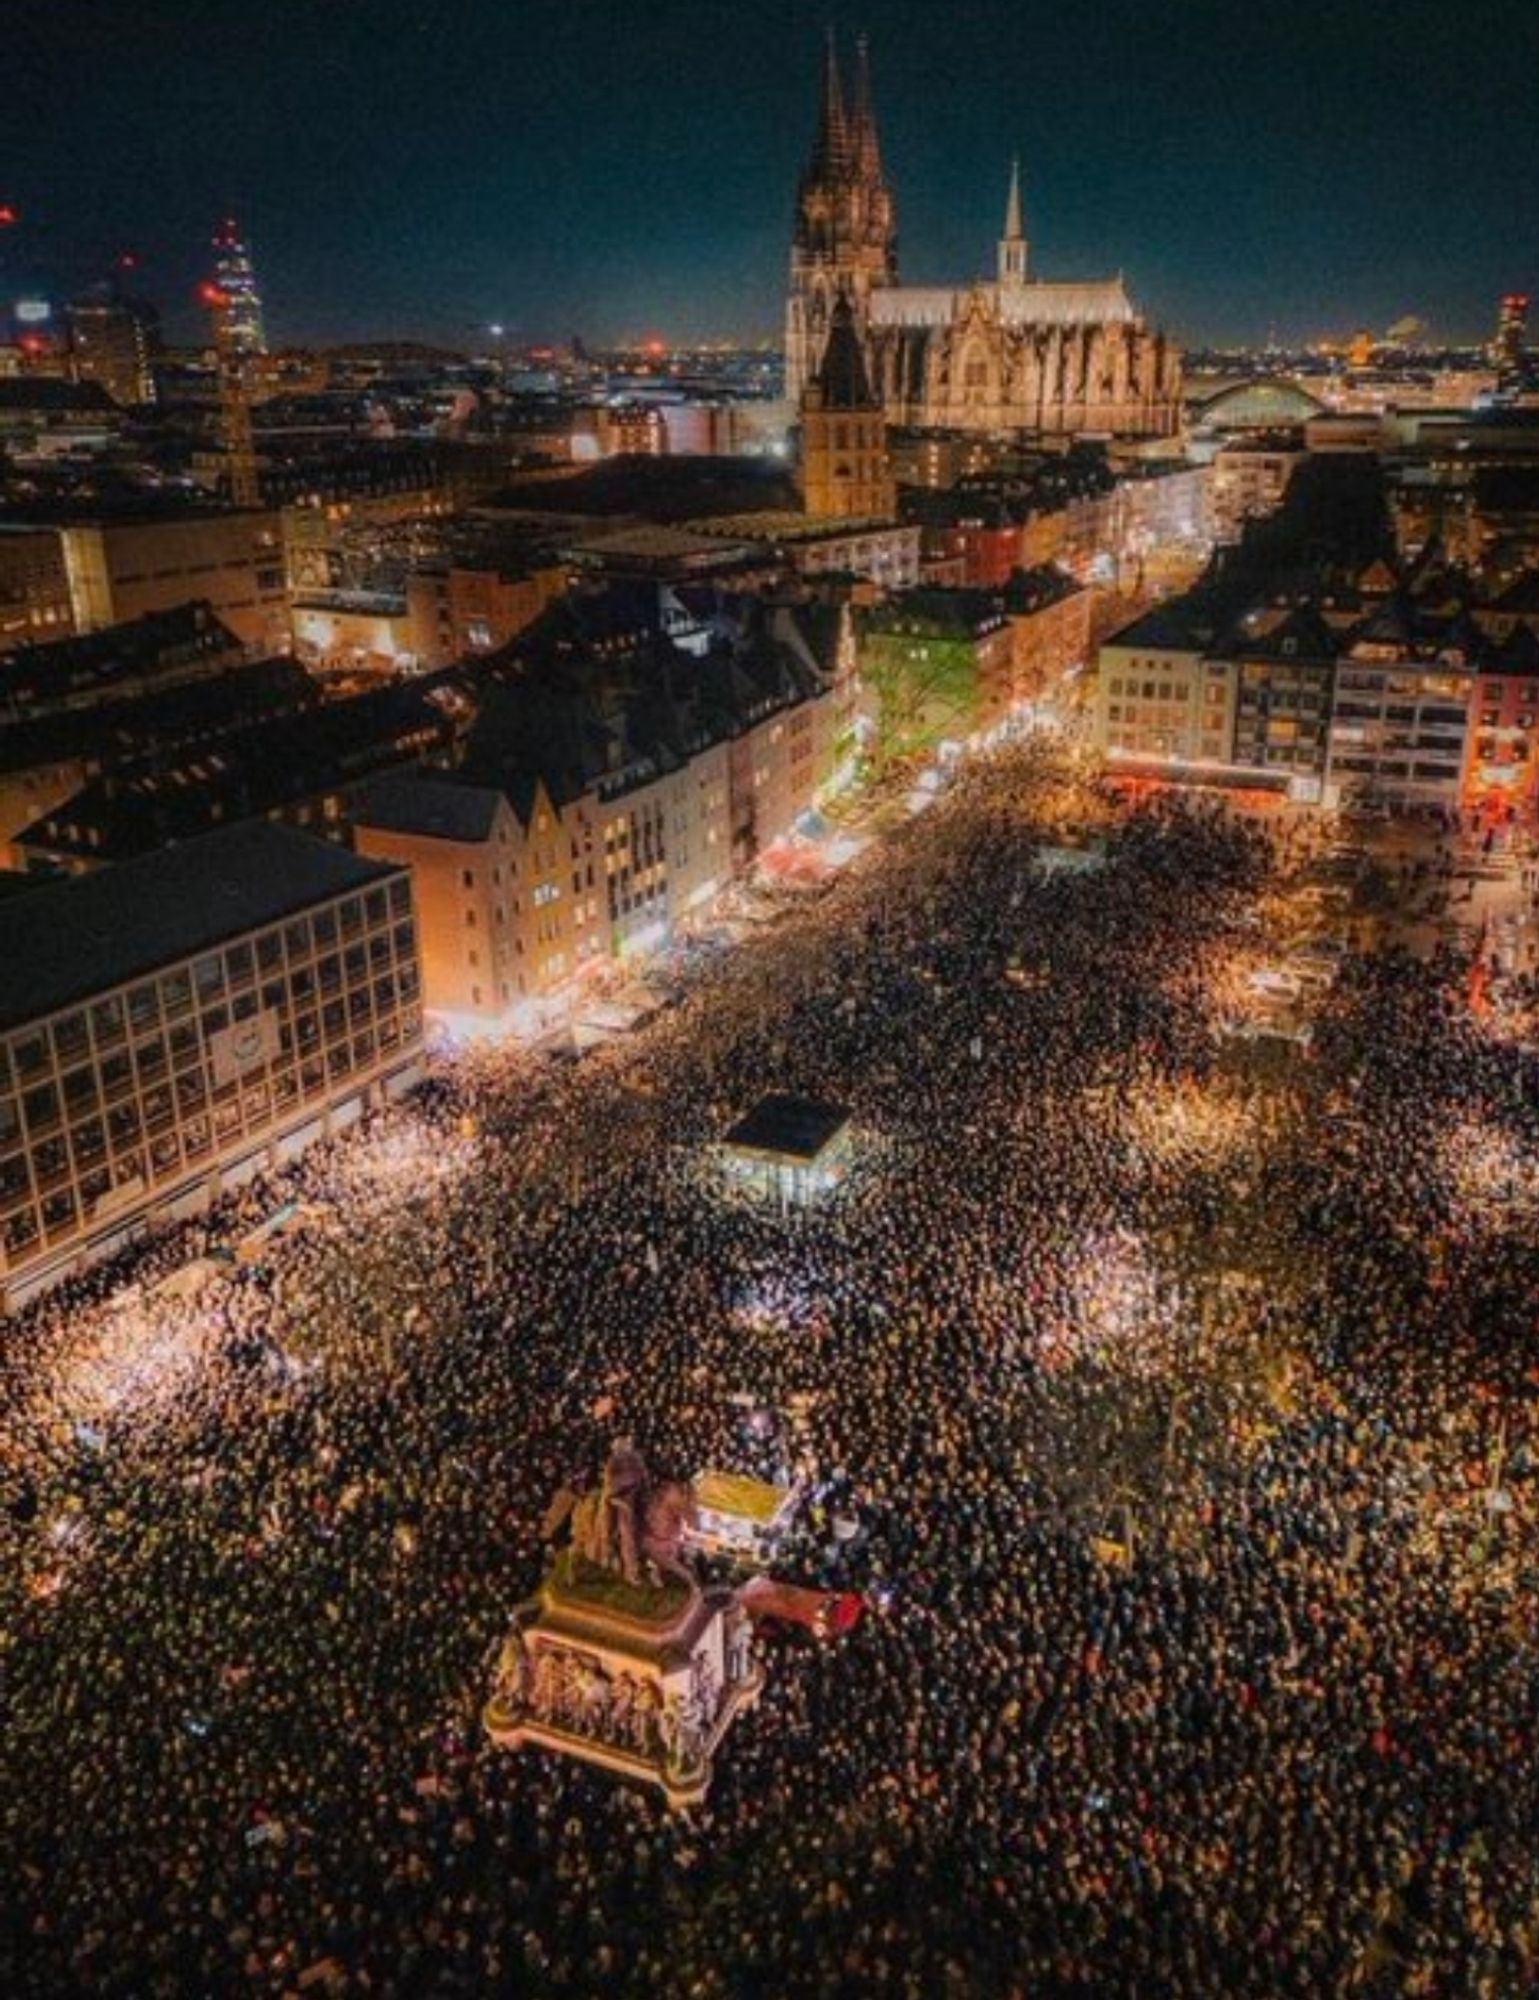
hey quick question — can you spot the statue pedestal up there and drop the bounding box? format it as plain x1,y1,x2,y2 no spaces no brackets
485,1552,762,1808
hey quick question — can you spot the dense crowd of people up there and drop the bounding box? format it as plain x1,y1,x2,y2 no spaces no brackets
1,737,1536,1997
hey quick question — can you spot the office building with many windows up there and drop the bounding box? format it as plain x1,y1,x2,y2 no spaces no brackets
0,821,423,1309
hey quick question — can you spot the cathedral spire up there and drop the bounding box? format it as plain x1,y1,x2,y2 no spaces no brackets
999,157,1028,288
851,32,884,184
807,27,852,183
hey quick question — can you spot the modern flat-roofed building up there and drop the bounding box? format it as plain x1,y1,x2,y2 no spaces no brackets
0,526,75,652
0,821,423,1309
2,506,289,655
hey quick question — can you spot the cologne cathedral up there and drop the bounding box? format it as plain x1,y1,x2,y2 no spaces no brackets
786,35,1183,439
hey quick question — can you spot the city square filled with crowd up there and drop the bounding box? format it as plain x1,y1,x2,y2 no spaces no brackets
1,737,1536,1997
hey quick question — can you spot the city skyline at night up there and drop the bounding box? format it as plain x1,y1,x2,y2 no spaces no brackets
9,0,1539,349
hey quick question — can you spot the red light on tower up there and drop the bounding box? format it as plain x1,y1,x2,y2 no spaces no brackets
0,204,18,227
200,281,232,311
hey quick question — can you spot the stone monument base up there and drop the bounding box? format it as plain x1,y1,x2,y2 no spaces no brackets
485,1551,762,1808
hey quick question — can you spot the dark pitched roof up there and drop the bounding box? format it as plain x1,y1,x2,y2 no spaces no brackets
0,602,243,718
1473,465,1539,515
459,584,833,812
1489,571,1539,616
353,773,505,843
809,294,879,410
1352,596,1414,647
864,586,1006,638
0,655,317,778
0,822,401,1034
1490,622,1539,674
460,673,617,811
1104,599,1223,653
1231,603,1342,664
486,456,801,524
17,674,456,863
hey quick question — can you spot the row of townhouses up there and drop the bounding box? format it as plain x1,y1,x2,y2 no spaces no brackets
1094,560,1539,816
354,586,857,1027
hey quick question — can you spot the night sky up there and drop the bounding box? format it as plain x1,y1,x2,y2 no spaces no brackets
9,0,1539,349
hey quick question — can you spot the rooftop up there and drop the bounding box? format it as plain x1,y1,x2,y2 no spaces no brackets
16,672,457,863
0,654,318,779
693,511,905,543
722,1093,851,1164
0,601,243,717
0,378,121,416
864,586,1007,637
0,821,402,1034
486,454,801,523
354,773,506,844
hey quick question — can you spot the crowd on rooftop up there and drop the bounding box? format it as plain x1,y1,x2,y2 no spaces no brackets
0,737,1536,1997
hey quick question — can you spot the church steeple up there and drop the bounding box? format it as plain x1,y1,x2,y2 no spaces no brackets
800,289,893,521
809,288,879,410
786,32,898,407
851,33,883,184
806,28,852,185
998,157,1028,288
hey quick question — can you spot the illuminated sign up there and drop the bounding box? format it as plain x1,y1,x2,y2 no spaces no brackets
13,299,51,325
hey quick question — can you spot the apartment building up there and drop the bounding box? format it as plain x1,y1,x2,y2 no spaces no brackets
1324,608,1476,809
1094,604,1235,767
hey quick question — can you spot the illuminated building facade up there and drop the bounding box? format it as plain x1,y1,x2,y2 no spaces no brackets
1094,604,1236,768
1465,626,1539,818
1324,627,1473,810
786,36,1182,437
1003,565,1092,701
858,588,1016,763
1228,606,1338,803
0,822,423,1309
798,291,895,520
0,526,74,651
212,219,268,357
1210,436,1308,546
36,507,288,654
1493,293,1530,390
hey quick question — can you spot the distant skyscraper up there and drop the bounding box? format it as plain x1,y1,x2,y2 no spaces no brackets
65,278,161,405
212,219,267,356
1493,293,1530,388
